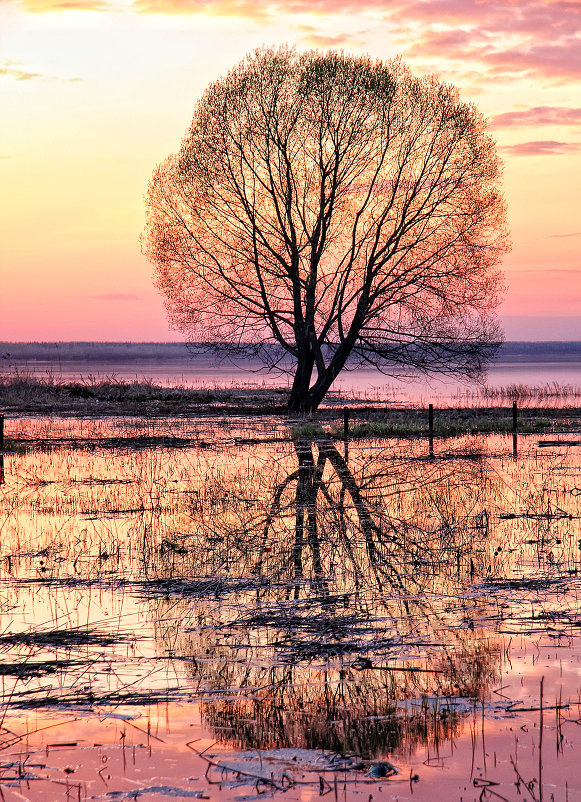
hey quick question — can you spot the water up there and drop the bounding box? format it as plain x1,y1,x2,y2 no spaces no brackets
3,352,581,404
1,418,581,799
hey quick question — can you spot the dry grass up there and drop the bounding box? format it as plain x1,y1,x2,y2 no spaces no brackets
0,372,287,416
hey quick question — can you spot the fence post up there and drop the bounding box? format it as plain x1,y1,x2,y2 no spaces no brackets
512,400,518,432
428,404,434,459
0,413,4,452
343,407,349,463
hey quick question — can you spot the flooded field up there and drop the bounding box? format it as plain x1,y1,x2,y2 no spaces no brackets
1,416,581,800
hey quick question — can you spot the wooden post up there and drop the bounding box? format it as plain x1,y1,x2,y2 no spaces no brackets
343,407,349,440
0,414,4,485
512,400,518,432
428,404,434,459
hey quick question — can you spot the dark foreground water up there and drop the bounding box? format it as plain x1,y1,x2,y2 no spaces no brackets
0,417,581,799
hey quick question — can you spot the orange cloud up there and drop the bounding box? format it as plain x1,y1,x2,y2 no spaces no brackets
21,0,111,10
491,106,581,128
296,25,364,47
133,0,272,17
501,140,581,155
0,63,44,80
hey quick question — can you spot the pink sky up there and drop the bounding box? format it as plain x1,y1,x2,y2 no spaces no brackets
1,0,579,341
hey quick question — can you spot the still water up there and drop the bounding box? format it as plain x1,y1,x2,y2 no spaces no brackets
0,418,581,799
3,352,581,403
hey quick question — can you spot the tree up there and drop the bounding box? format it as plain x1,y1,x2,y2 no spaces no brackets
144,46,509,412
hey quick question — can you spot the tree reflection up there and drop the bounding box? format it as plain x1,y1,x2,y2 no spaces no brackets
151,435,501,758
256,435,492,606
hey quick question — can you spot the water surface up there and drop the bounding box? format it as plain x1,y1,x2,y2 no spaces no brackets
2,343,580,403
0,419,580,799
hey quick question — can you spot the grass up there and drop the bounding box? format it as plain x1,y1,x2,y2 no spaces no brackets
0,626,125,649
1,438,26,453
296,413,558,440
3,373,581,420
291,422,327,439
478,382,581,401
0,372,287,417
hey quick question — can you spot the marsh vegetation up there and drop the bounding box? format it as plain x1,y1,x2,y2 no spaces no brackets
0,409,580,799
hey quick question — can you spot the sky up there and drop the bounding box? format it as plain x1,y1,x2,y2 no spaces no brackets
0,0,580,342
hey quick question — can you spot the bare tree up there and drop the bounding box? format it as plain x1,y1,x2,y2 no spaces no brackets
144,47,509,412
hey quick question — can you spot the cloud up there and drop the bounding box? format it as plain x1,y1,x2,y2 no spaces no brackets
297,25,363,48
133,0,399,13
404,32,580,83
481,38,581,82
547,231,581,238
491,106,581,128
133,0,272,17
0,60,81,83
0,64,44,80
391,0,581,36
21,0,112,10
13,0,581,84
135,0,581,84
87,293,142,301
394,1,581,84
500,140,581,155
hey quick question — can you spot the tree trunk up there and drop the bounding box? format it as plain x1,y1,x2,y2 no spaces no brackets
287,342,354,412
287,345,315,412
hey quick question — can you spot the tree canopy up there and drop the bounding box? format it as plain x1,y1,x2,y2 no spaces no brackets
144,46,509,411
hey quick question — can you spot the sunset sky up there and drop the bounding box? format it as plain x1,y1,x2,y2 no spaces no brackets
1,0,579,342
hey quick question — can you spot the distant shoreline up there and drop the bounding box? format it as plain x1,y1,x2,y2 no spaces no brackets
3,341,581,364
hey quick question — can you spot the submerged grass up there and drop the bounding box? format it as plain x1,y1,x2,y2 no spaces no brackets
0,626,127,649
0,413,581,797
338,416,554,437
0,659,87,679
